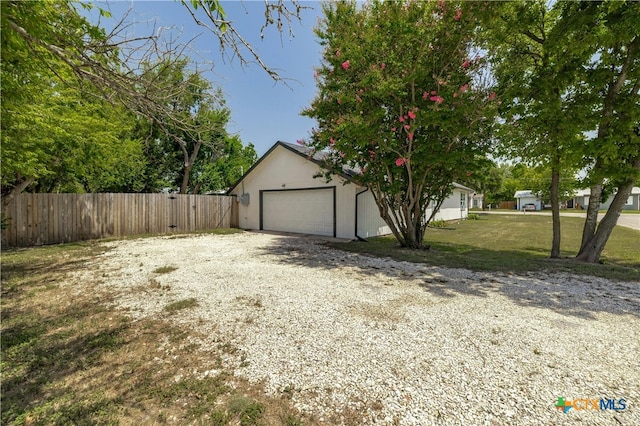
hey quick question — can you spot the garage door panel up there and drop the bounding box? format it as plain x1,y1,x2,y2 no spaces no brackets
262,188,334,236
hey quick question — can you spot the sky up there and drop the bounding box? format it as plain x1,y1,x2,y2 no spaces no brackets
92,1,324,156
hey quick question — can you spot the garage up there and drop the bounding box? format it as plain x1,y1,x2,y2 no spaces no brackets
260,187,335,237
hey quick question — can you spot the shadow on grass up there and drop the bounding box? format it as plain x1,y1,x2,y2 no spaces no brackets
255,233,640,321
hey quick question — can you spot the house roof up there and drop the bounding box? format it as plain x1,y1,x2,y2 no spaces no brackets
228,140,476,194
514,190,539,198
573,187,640,197
453,183,475,193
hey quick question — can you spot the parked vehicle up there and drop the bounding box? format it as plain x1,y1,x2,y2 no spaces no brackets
522,203,536,211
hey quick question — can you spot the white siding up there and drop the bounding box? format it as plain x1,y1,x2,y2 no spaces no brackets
356,190,392,238
427,189,470,221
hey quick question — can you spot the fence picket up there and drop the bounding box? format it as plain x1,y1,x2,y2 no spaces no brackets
1,193,237,247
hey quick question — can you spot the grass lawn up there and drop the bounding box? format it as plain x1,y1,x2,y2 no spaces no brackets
1,235,306,426
333,214,640,282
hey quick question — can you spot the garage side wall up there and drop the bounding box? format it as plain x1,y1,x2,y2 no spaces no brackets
356,191,392,238
230,145,357,239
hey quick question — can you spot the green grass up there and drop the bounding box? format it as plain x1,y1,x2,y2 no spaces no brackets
333,215,640,281
163,297,199,313
153,265,178,274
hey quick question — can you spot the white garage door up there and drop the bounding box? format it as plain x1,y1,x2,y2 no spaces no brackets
262,188,335,236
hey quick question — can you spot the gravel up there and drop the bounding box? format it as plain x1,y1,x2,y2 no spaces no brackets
74,231,639,425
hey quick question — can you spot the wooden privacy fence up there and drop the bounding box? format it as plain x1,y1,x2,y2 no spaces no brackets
2,193,238,247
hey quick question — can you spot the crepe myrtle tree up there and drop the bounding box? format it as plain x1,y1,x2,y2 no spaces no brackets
303,0,498,249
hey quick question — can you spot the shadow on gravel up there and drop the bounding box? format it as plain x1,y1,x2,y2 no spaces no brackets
256,233,640,321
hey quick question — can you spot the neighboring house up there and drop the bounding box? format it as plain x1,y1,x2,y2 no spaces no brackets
567,188,590,209
514,190,542,211
569,187,640,210
228,141,473,239
471,193,484,210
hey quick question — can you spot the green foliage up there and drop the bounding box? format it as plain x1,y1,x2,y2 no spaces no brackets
304,0,498,248
134,59,235,194
484,0,640,261
429,219,448,228
193,136,258,192
1,1,146,197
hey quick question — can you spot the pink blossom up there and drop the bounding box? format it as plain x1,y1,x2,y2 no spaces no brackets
454,9,462,21
329,138,336,146
423,91,428,100
430,95,444,104
462,60,471,68
408,132,414,142
453,92,458,98
339,151,345,158
404,124,410,131
296,139,305,146
381,62,386,70
356,94,363,103
459,84,468,93
431,90,437,95
335,50,341,57
337,99,342,105
488,92,497,101
313,71,318,79
395,157,407,167
342,60,350,70
391,127,397,132
466,171,472,177
399,116,405,123
369,150,376,159
408,111,416,120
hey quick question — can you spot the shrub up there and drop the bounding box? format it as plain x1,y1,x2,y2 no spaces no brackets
429,219,448,228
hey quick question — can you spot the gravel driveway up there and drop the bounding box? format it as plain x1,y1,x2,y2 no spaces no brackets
78,232,639,425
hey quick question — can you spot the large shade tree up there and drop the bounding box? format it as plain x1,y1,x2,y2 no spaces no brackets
563,1,640,263
485,0,639,263
1,0,292,204
303,0,498,248
484,1,588,258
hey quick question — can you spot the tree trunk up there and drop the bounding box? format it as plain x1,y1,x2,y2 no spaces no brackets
576,180,635,263
1,176,36,209
179,163,192,194
550,164,561,258
580,182,603,252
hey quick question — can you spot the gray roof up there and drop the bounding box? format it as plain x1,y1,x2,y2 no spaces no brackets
228,140,475,194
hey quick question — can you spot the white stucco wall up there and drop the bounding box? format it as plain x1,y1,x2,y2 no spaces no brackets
426,189,470,221
229,145,358,239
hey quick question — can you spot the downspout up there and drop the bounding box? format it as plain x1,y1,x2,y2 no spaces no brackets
355,188,369,242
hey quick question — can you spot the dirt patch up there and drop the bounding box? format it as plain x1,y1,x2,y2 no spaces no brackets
1,241,309,425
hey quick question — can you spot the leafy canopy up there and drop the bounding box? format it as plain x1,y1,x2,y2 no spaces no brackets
303,0,498,247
